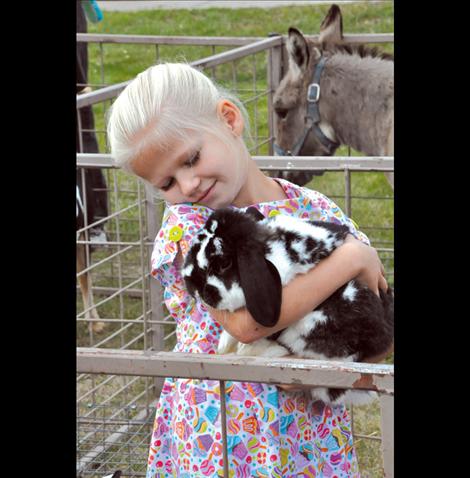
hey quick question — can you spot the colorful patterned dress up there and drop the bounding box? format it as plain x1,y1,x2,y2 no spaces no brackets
147,178,369,478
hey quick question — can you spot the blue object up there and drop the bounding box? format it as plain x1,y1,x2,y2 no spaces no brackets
83,0,103,23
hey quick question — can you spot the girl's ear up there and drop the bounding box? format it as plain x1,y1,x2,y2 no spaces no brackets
217,99,244,136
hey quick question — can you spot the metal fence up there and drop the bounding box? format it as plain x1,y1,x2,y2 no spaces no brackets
77,32,394,478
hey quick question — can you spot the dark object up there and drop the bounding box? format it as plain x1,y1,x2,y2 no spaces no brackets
76,1,108,234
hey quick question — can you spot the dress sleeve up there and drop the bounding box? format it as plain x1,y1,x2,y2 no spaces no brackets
150,203,214,288
301,188,371,246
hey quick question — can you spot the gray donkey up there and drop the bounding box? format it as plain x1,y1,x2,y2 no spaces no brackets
273,4,394,188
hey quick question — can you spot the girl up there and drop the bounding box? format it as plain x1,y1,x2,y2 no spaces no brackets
107,63,389,478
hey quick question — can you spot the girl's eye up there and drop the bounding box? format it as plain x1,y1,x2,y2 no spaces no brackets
160,151,200,191
160,178,175,191
185,151,200,167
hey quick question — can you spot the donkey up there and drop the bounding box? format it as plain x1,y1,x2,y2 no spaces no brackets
273,4,394,188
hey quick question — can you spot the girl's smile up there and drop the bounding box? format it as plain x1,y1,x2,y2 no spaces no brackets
196,181,217,203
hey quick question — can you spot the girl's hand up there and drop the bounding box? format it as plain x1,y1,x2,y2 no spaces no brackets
344,234,388,296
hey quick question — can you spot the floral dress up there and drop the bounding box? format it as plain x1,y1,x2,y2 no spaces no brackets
147,178,369,478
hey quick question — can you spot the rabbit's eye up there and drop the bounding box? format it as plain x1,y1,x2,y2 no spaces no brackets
219,257,232,272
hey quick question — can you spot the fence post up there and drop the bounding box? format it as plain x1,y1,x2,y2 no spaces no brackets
345,166,352,217
144,182,165,398
219,380,229,478
380,394,394,477
267,34,283,156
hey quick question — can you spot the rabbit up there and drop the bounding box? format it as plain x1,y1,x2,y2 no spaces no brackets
182,207,394,405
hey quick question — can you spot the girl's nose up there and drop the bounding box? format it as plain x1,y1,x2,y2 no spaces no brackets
178,170,201,198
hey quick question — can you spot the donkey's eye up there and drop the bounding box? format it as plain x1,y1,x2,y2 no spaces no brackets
275,107,288,120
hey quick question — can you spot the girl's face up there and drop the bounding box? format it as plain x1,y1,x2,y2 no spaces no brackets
131,129,248,209
130,100,250,208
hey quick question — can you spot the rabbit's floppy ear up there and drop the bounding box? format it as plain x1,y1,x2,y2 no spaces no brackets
237,249,282,327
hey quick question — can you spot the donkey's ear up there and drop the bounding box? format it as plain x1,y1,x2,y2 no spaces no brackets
319,4,344,43
245,207,265,222
287,27,310,73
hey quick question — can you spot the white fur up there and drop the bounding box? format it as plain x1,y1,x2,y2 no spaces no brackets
277,311,328,356
217,330,289,357
338,390,378,406
291,240,309,261
267,215,337,252
210,220,218,233
217,330,239,354
181,263,193,277
265,240,300,285
213,237,223,255
342,282,358,302
278,311,327,344
236,338,288,358
206,276,245,311
311,388,377,406
196,235,211,269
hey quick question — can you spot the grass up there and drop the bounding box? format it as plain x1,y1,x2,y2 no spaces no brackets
78,3,394,477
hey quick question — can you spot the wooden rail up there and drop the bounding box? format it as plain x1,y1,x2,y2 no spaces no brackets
77,347,394,477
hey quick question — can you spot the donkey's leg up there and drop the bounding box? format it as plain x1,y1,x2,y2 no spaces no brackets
77,242,105,333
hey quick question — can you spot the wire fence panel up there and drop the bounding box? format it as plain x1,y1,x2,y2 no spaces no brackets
77,379,157,477
77,33,394,477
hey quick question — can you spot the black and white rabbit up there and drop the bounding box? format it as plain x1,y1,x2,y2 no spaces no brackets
182,207,394,405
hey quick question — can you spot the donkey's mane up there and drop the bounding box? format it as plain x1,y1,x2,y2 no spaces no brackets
317,42,394,62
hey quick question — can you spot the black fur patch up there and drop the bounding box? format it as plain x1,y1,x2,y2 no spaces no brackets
302,281,393,361
327,387,346,402
203,283,222,308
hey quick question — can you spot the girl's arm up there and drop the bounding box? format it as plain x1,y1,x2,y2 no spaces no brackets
209,235,388,344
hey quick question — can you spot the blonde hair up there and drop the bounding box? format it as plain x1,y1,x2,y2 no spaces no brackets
106,62,252,173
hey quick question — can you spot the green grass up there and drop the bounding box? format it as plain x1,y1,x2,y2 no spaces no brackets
78,4,394,477
88,3,393,41
86,3,393,85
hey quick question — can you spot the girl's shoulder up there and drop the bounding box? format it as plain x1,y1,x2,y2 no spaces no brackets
159,202,213,241
273,177,344,213
151,203,214,287
274,177,332,203
273,178,370,245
